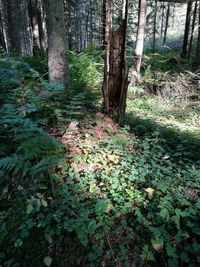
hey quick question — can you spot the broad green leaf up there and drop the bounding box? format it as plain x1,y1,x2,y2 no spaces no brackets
95,199,110,215
27,203,33,214
41,199,48,207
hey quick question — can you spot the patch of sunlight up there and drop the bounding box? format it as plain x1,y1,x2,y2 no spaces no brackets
127,97,200,137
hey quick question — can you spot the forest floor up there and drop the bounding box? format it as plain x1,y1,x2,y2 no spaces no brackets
0,52,200,266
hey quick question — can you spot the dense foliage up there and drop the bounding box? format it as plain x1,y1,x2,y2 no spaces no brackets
0,52,200,267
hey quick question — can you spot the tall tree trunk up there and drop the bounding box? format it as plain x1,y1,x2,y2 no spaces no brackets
195,3,200,65
0,5,5,50
28,0,40,53
181,2,192,58
44,0,69,87
36,0,46,50
102,0,112,113
160,4,165,38
102,0,106,48
163,3,170,46
102,0,129,121
153,0,157,53
188,1,198,59
0,0,10,52
118,0,129,123
3,0,31,55
134,0,147,74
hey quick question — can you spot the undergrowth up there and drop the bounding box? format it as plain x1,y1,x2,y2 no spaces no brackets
0,52,199,267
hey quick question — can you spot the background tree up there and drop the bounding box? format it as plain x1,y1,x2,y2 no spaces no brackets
188,1,198,59
134,0,147,74
1,0,31,55
181,1,192,58
44,0,69,86
163,3,170,45
28,0,46,53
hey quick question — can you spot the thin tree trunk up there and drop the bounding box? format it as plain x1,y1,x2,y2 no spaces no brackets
102,0,112,113
153,0,157,53
134,0,147,74
2,0,30,55
161,4,165,38
195,3,200,65
36,0,46,50
0,5,5,50
163,3,170,46
44,0,69,86
102,0,106,48
188,1,198,59
118,0,129,124
0,0,10,52
28,0,40,53
181,2,192,58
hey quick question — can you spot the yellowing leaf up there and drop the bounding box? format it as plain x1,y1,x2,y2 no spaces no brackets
83,148,88,155
151,237,164,251
145,187,155,195
89,184,96,193
106,203,113,213
41,199,48,207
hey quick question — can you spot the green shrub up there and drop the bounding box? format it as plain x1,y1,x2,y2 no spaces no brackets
68,49,103,91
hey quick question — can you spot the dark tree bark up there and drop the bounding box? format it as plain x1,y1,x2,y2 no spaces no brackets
102,0,112,113
181,1,192,58
195,3,200,65
118,0,129,123
102,0,129,122
44,0,69,87
0,5,5,50
36,0,46,50
188,1,198,59
2,0,31,55
28,0,40,53
134,0,147,74
161,4,165,38
102,0,106,48
163,3,170,45
153,0,158,53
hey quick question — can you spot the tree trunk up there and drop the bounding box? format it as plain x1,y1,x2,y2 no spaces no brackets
188,1,198,59
3,0,31,55
44,0,69,87
153,0,157,53
102,0,129,122
181,2,192,58
163,3,170,46
102,0,112,113
36,0,46,50
161,4,165,38
28,0,40,53
195,3,200,65
118,0,129,124
134,0,147,74
0,4,5,51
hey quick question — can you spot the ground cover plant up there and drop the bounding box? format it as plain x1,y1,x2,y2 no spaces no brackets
0,49,199,267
